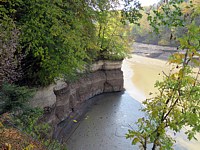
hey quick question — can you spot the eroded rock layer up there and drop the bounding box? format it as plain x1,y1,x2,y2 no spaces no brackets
31,60,124,137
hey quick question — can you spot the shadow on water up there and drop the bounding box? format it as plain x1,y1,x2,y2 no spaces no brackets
64,92,193,150
65,92,144,150
64,53,200,150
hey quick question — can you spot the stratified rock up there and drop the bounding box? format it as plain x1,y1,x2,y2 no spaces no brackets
104,70,123,92
31,60,124,133
103,60,122,70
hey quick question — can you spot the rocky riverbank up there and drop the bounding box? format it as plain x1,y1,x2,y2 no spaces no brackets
133,42,178,60
64,55,200,150
30,60,124,138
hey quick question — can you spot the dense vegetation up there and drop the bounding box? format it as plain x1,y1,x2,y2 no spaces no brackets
1,0,200,149
0,0,142,149
0,0,142,86
0,82,68,149
127,0,200,149
130,0,200,46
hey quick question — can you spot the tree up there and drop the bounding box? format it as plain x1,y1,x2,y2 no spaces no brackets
0,0,23,86
126,0,200,149
95,10,133,60
1,0,143,86
17,0,98,86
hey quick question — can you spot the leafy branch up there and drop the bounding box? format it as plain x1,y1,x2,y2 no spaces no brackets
126,1,200,149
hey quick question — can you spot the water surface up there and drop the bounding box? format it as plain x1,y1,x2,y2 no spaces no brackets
66,54,200,150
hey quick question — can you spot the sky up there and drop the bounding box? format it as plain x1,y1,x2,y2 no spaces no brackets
139,0,160,6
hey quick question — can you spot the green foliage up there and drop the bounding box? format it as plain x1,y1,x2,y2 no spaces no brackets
127,1,200,149
130,9,176,46
17,0,97,86
96,10,132,60
130,0,200,46
0,82,35,114
1,0,143,86
148,0,185,34
0,82,66,149
43,139,67,150
11,108,67,150
12,108,48,139
121,0,143,25
0,0,23,84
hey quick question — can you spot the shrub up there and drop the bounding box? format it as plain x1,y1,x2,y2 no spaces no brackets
11,108,67,150
0,0,23,85
0,82,35,114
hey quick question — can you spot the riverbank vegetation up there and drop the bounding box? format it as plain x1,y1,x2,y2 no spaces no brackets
0,82,67,149
130,0,200,46
0,0,142,86
0,0,142,149
1,0,200,149
126,0,200,149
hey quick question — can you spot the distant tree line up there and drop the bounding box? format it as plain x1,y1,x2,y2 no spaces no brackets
130,0,200,46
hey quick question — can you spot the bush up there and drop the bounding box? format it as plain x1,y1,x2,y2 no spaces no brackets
158,39,170,46
17,0,97,86
0,0,23,85
12,108,48,139
11,108,67,150
0,82,35,114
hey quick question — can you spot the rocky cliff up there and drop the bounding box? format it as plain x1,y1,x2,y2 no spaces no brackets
31,60,124,137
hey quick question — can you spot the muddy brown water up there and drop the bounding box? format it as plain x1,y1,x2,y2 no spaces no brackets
65,54,200,150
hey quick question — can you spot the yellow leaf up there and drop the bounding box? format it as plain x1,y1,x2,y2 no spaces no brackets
73,120,78,123
0,122,3,128
23,144,35,150
5,143,12,150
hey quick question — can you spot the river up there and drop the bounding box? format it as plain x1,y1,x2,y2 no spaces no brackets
65,52,200,150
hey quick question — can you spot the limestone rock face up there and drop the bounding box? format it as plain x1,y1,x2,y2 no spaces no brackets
104,70,123,92
30,80,66,108
103,60,122,70
30,84,56,108
89,60,104,72
32,60,124,127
